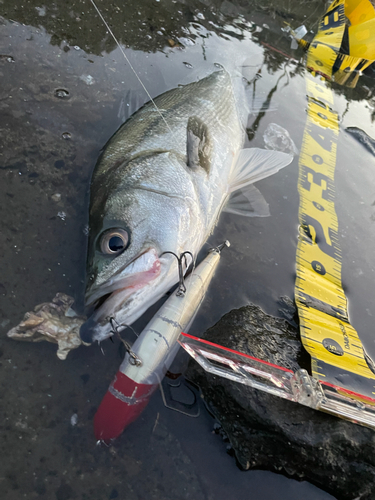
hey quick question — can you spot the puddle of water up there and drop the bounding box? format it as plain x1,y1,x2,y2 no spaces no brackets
1,0,375,498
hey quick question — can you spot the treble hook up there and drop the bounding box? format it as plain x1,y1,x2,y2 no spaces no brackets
108,317,142,366
160,250,194,297
109,317,138,338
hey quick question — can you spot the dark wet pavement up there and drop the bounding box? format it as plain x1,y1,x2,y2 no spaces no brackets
1,0,375,498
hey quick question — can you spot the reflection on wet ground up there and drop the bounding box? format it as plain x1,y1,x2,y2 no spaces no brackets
1,0,375,498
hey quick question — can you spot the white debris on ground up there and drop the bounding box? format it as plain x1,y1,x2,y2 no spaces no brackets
79,74,95,85
70,413,78,426
6,293,89,360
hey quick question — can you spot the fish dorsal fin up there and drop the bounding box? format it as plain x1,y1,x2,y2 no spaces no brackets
224,185,270,217
228,148,293,193
186,116,212,174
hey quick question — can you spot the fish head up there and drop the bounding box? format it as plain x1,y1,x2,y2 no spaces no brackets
80,152,201,343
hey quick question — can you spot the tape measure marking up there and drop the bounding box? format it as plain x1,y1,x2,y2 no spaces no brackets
295,70,375,392
294,0,375,397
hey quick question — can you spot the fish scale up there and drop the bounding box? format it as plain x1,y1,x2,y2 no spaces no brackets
95,71,240,178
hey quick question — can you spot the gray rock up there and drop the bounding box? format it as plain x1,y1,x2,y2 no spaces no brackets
187,303,375,500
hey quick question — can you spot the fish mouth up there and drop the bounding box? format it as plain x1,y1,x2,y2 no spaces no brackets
80,248,162,343
84,248,160,308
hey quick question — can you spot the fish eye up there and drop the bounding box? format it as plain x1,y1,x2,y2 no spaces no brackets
100,229,129,255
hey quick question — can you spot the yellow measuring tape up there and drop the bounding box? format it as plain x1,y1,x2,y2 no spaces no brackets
295,0,375,397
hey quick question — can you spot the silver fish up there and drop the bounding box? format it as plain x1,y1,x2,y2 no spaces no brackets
80,69,293,343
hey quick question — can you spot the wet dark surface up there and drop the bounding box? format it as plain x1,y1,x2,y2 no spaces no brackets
188,303,375,499
1,0,375,498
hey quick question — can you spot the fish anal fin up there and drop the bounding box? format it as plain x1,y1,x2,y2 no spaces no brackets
228,148,294,193
224,185,270,217
186,116,212,174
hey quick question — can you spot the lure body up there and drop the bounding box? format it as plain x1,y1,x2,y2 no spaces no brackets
94,247,223,442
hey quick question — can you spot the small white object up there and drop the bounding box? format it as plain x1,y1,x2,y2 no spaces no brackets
51,193,61,202
80,74,95,85
36,6,46,16
294,25,307,39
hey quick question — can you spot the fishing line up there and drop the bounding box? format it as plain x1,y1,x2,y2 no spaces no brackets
90,0,197,335
89,0,175,137
90,0,220,372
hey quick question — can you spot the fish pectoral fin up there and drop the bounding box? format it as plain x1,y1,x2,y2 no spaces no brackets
224,185,270,217
186,116,212,174
228,148,294,193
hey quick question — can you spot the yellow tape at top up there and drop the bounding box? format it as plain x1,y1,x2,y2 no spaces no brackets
345,0,375,26
306,0,345,78
296,0,375,87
